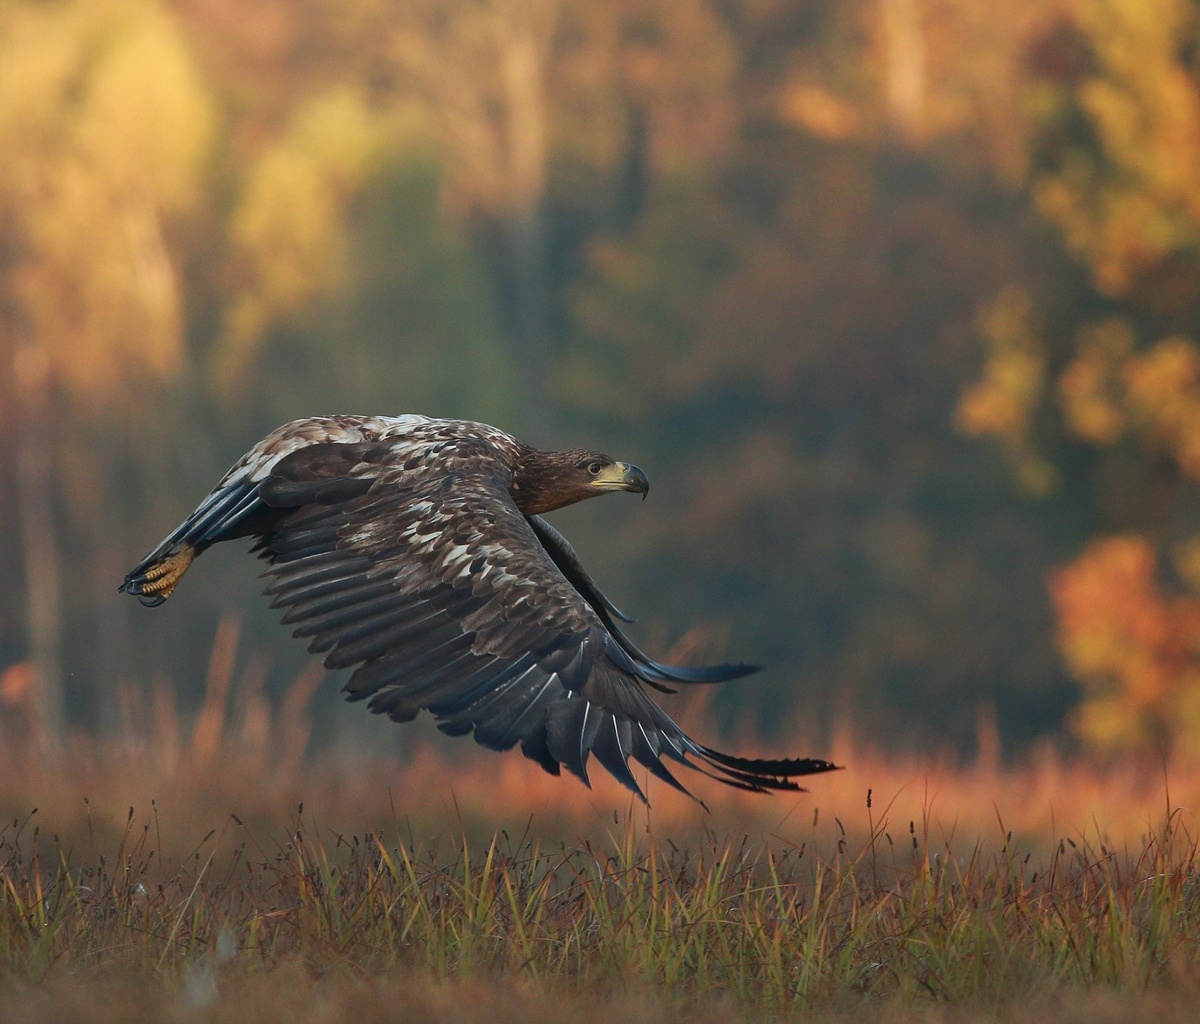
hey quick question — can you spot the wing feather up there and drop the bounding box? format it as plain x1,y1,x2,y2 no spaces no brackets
277,577,400,625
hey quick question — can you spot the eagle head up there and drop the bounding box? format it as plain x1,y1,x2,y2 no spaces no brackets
511,448,649,515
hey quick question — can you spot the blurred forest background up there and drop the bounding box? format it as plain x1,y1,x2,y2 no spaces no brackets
2,0,1199,764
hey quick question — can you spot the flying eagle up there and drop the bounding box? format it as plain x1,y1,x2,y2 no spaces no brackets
121,415,837,800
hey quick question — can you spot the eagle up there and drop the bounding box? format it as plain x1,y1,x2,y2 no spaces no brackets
120,415,837,800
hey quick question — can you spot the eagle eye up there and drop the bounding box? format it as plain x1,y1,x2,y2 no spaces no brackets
586,460,603,475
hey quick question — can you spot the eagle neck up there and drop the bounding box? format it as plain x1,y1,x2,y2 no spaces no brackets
510,445,573,515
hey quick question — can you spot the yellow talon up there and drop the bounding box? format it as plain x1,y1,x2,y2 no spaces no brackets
138,545,196,600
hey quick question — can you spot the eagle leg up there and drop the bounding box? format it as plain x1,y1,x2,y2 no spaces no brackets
122,544,197,606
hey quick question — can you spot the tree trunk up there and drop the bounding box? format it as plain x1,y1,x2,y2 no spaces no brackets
495,0,556,442
503,201,554,441
13,342,64,749
880,0,927,143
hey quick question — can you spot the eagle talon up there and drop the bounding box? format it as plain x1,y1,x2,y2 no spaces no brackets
125,544,196,603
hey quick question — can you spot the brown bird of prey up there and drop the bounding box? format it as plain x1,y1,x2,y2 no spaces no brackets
121,415,837,800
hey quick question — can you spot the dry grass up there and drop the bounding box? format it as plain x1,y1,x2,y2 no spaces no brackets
3,776,1200,1021
4,642,1200,1020
2,618,1190,852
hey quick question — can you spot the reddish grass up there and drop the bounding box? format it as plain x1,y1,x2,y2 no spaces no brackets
0,622,1190,854
4,633,1200,1019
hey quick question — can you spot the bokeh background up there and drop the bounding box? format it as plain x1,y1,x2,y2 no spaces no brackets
1,0,1197,768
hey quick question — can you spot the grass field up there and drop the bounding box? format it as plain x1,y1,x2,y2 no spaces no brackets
3,670,1200,1021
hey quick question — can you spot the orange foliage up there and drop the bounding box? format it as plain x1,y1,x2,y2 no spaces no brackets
0,661,33,706
1051,536,1200,754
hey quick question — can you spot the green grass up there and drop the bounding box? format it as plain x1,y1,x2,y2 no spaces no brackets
4,794,1200,1020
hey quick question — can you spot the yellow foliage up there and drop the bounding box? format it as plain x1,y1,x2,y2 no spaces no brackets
1122,337,1200,476
957,286,1058,495
958,288,1037,436
214,91,386,387
1036,0,1200,294
76,5,214,212
1057,318,1131,443
0,0,214,399
1055,323,1200,480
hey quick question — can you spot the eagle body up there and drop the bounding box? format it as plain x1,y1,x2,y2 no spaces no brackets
122,415,837,799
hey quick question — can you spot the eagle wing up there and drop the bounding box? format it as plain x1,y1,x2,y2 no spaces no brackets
246,435,834,800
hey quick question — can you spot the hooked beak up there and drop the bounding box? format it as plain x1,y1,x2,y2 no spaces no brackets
592,461,650,499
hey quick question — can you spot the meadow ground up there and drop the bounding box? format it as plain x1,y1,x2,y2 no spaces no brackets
3,669,1200,1022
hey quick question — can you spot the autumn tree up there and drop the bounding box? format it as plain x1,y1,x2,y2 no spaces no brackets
0,0,214,740
5,0,1192,762
961,0,1200,754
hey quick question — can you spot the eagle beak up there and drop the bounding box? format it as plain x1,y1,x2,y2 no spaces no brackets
594,461,650,499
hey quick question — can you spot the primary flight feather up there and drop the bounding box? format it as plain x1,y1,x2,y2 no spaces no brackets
121,415,837,801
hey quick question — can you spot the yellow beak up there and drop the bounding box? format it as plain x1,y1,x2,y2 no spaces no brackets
592,462,649,498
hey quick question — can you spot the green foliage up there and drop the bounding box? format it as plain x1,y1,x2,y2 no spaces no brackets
234,157,519,428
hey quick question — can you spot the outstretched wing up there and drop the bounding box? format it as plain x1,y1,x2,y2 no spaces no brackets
253,436,837,800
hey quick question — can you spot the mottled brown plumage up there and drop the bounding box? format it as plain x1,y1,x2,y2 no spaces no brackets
121,415,838,801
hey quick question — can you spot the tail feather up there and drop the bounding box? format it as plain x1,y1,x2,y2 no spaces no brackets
683,744,842,795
